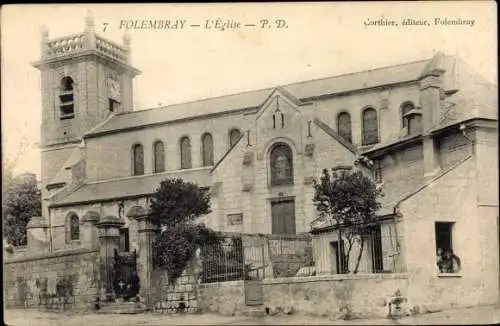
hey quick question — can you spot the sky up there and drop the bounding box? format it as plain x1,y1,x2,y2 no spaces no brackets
1,2,497,179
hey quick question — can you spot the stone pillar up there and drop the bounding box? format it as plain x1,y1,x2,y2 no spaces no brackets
123,32,131,64
419,52,446,181
81,211,100,249
128,206,159,309
84,12,96,50
96,216,124,302
26,216,49,254
41,25,49,59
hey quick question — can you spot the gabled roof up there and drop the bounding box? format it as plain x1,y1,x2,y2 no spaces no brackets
85,58,431,137
50,168,212,207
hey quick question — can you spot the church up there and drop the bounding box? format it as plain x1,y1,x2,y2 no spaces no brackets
16,15,498,310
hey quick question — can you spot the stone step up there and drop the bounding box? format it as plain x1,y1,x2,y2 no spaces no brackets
96,302,148,314
242,305,266,317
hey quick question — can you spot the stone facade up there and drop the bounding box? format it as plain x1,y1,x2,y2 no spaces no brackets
6,16,497,313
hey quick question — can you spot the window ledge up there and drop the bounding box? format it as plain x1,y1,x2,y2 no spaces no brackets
437,272,462,278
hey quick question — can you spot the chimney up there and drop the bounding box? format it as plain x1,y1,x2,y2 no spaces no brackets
418,52,447,179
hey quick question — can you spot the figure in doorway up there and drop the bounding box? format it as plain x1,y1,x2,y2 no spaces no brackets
124,271,140,301
436,248,445,272
437,248,461,273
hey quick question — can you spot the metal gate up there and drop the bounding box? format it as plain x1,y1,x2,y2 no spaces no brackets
113,249,139,299
244,279,263,306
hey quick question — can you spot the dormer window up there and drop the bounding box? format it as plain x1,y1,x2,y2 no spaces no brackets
401,102,414,129
401,102,422,135
59,76,74,120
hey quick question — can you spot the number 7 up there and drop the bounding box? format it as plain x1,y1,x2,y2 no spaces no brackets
103,23,109,32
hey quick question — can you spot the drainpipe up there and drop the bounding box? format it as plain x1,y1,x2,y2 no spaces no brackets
43,199,53,252
47,201,53,253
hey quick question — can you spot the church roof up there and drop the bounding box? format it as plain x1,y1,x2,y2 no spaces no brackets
50,168,212,207
85,59,431,138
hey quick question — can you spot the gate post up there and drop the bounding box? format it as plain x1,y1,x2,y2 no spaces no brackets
96,215,124,302
133,211,159,309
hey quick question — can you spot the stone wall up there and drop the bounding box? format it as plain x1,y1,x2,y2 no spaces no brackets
198,280,245,316
150,261,200,314
313,84,420,146
262,274,410,319
3,248,100,309
84,111,252,181
50,199,142,252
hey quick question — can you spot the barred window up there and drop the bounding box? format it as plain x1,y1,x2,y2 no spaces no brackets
132,144,144,175
201,133,214,166
362,108,379,145
337,112,352,143
270,144,293,186
153,141,165,173
180,137,192,169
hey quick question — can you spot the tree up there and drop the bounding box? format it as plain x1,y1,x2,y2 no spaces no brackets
313,168,382,274
150,178,221,284
3,173,42,247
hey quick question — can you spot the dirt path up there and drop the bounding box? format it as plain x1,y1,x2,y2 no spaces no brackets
4,304,500,326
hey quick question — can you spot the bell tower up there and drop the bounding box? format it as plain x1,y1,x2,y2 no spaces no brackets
32,14,141,212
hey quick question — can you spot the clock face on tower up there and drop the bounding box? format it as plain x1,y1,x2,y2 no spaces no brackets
107,78,121,101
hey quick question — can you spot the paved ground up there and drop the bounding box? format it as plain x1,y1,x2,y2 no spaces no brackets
4,304,500,325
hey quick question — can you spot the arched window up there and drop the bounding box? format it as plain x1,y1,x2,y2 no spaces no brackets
61,77,74,91
69,215,80,241
180,137,192,169
270,144,293,186
362,108,379,145
132,144,144,175
337,112,352,143
153,141,165,173
201,133,214,166
59,77,74,119
401,102,415,129
229,129,242,148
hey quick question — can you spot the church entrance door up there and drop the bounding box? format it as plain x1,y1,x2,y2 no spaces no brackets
271,199,296,235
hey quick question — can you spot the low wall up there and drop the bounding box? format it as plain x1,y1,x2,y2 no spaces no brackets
4,248,100,309
198,280,245,316
151,261,200,314
263,274,409,318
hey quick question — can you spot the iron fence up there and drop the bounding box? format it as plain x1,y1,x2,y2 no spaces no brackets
312,221,405,275
199,233,314,282
200,235,247,283
199,223,404,282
